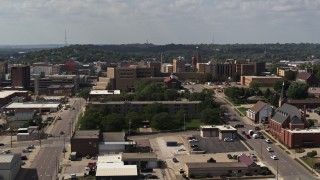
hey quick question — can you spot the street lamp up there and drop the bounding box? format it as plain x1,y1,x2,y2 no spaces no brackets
128,119,132,136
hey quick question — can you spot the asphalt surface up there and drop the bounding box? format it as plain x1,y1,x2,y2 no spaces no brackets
214,92,317,180
15,98,85,180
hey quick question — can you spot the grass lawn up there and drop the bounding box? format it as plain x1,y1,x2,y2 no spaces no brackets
186,119,202,130
300,157,320,173
237,107,249,116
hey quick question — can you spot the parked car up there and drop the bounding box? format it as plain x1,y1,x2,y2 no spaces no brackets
234,124,244,128
191,144,198,148
267,147,273,152
265,139,272,143
172,157,179,163
245,134,251,139
141,168,153,173
60,131,64,135
0,143,4,146
2,150,11,154
21,156,28,160
227,154,233,159
207,158,216,163
179,168,185,173
22,148,32,153
27,145,35,149
223,138,234,142
271,155,278,160
188,139,198,142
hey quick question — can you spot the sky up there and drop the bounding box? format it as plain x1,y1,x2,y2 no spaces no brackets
1,0,320,45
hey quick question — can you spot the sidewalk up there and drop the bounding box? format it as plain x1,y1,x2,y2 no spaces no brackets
261,130,320,179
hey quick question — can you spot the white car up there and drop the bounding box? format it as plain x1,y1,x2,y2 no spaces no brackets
188,139,198,142
267,147,273,152
271,155,278,160
223,138,234,142
265,139,272,143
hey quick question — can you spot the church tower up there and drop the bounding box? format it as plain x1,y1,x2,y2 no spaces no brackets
278,82,286,107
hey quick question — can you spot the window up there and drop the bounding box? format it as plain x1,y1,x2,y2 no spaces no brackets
89,141,92,145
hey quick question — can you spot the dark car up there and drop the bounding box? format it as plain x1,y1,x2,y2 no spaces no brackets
21,156,28,160
227,154,233,159
234,124,244,128
207,158,216,163
245,134,251,139
60,131,64,135
191,144,198,148
0,143,4,146
141,168,153,173
148,175,158,179
172,157,179,163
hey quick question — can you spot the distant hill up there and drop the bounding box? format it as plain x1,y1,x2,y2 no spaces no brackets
1,43,320,64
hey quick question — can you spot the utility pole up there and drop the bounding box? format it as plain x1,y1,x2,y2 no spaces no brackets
184,113,186,132
276,160,278,180
129,119,132,136
260,138,262,158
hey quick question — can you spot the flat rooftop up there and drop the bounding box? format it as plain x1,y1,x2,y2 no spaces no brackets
73,130,100,139
186,162,247,169
122,153,157,161
286,128,320,134
200,125,237,131
243,76,282,78
0,91,27,99
90,101,201,105
90,90,121,95
5,102,60,109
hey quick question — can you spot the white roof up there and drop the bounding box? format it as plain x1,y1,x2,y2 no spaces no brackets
98,154,122,163
201,125,236,131
0,91,27,99
90,90,121,95
0,154,15,163
287,128,320,134
96,163,137,176
6,102,60,109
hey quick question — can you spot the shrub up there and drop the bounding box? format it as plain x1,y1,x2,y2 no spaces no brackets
295,148,305,153
206,173,212,178
245,172,253,176
307,150,317,157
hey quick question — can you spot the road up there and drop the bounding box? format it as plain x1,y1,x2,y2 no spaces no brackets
16,98,85,180
214,92,317,180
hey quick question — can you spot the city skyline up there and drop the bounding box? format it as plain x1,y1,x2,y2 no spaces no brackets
1,0,320,45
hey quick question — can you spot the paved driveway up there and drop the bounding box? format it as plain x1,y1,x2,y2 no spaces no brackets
192,135,248,153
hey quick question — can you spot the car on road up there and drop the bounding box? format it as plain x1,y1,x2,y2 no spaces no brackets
191,144,198,148
27,145,35,149
2,150,11,154
265,139,272,143
179,168,185,173
223,138,234,142
245,134,251,139
233,124,244,128
21,156,28,160
267,147,273,152
172,157,179,163
271,155,278,160
0,143,4,146
22,148,32,153
227,154,233,159
188,139,198,142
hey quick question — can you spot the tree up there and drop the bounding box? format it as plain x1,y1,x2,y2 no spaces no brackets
164,89,179,101
307,119,315,128
286,82,309,99
264,88,272,98
232,72,241,82
79,88,91,101
307,150,317,157
200,108,223,124
273,80,290,93
151,112,178,130
125,112,143,130
249,80,260,90
101,113,125,132
144,103,167,120
285,70,296,81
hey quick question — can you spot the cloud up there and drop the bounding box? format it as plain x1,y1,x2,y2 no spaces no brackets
0,0,319,44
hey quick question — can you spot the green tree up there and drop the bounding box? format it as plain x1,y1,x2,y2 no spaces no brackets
287,82,309,99
249,80,260,90
151,112,178,130
144,103,167,120
307,119,315,128
125,111,143,130
232,72,241,82
101,113,125,132
284,70,296,81
273,80,290,93
200,108,223,124
164,89,179,101
264,88,272,98
268,94,279,107
79,88,91,101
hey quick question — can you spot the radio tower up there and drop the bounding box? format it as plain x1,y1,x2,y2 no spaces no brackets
64,29,68,47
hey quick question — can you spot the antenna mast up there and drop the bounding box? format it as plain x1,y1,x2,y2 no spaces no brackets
64,29,68,47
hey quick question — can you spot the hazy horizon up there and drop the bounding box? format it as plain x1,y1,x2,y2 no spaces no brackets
1,0,320,45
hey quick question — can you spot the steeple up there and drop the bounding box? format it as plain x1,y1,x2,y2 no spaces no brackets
278,81,286,107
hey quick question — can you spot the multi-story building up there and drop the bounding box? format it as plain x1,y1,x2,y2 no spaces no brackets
107,66,157,91
31,62,53,75
0,154,21,180
161,64,173,73
173,59,185,73
11,65,30,89
0,61,8,80
240,76,283,87
204,63,236,79
87,101,201,118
